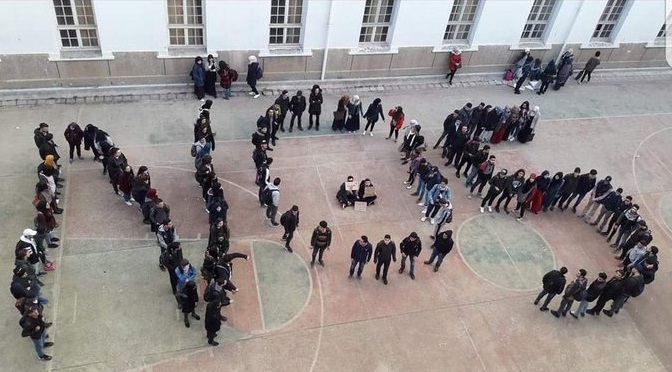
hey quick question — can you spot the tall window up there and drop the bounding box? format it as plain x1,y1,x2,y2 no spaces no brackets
269,0,303,45
53,0,99,48
520,0,556,41
168,0,204,46
359,0,395,43
592,0,627,41
443,0,479,43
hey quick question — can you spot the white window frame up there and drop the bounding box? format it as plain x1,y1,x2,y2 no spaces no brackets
359,0,395,45
520,0,557,42
591,0,628,42
167,0,205,47
443,0,480,44
53,0,99,49
269,0,304,47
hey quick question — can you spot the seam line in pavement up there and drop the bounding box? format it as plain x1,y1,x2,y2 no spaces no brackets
249,241,267,331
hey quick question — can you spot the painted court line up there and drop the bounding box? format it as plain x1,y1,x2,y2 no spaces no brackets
482,221,529,290
460,317,488,371
248,241,267,332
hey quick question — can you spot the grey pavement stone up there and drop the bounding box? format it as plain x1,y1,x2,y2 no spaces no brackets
16,99,27,105
56,98,67,104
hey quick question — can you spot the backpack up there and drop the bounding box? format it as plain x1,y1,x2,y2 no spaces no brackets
503,69,514,81
261,188,277,206
230,69,239,82
203,281,221,302
159,250,172,267
256,66,264,79
629,278,646,298
190,144,197,157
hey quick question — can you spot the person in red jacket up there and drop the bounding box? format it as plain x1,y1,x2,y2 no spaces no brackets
117,165,135,206
445,48,462,86
386,106,405,142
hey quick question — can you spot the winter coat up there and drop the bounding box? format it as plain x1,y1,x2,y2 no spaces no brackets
563,277,588,301
427,184,452,204
247,62,259,85
156,225,178,249
175,265,197,293
400,237,422,257
517,179,537,203
275,95,290,117
117,171,134,194
541,270,566,294
179,283,199,313
458,106,472,127
449,53,462,70
374,240,396,262
218,67,232,88
20,314,47,340
64,124,84,145
602,191,623,212
592,179,613,202
107,154,128,181
388,108,405,129
364,103,385,123
310,227,332,249
487,174,508,194
560,173,580,194
289,95,307,114
584,279,607,302
205,300,222,332
432,232,454,255
576,174,596,194
308,90,323,115
281,211,299,233
191,63,205,86
351,241,373,263
584,56,601,72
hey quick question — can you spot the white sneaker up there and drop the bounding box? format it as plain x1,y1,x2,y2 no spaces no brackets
467,194,472,199
421,210,427,214
362,131,367,136
253,94,260,99
130,197,136,202
406,185,413,189
430,218,435,225
488,206,493,213
516,217,523,222
125,201,133,206
418,202,424,206
421,217,427,222
248,91,255,95
403,181,410,185
369,132,373,137
479,207,484,213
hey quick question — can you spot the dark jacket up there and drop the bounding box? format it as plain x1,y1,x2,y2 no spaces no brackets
602,191,622,212
107,154,128,180
560,173,580,194
442,114,458,133
252,147,268,168
451,130,470,151
10,276,40,300
308,89,323,115
432,232,454,255
593,179,613,201
374,240,396,262
275,95,290,117
487,174,508,194
281,210,299,233
600,276,625,299
20,314,47,340
458,106,472,127
204,301,222,332
400,237,422,256
351,241,373,262
482,109,501,131
469,106,486,130
541,270,566,294
471,150,489,170
289,95,307,114
576,174,596,194
462,141,479,160
64,124,84,144
310,227,332,249
246,62,259,85
364,103,385,123
584,279,607,302
191,63,205,86
179,283,199,313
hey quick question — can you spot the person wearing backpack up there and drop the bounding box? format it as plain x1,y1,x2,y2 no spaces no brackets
288,90,307,132
570,272,607,318
217,60,235,99
534,266,567,311
256,157,273,207
191,56,206,100
156,219,178,271
263,177,281,226
246,55,261,98
551,269,588,318
603,268,645,317
280,205,300,253
162,242,184,296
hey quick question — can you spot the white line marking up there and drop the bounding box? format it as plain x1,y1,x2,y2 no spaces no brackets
483,221,528,289
460,317,488,371
72,292,78,325
249,241,267,331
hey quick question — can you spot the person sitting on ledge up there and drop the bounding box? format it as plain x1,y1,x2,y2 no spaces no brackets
358,178,377,206
337,175,359,209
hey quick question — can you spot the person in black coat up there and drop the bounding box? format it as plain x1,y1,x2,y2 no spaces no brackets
564,169,597,213
162,242,184,297
288,90,307,132
434,111,459,149
399,232,422,280
586,271,624,315
275,90,290,132
179,281,201,328
571,272,607,318
63,122,84,163
107,148,128,195
349,236,373,278
280,205,300,253
534,266,567,311
308,84,323,130
246,55,261,97
424,230,453,272
374,235,397,285
20,307,53,360
362,98,385,136
205,299,223,346
444,124,469,166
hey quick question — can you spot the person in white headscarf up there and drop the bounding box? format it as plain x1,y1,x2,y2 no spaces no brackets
246,55,261,98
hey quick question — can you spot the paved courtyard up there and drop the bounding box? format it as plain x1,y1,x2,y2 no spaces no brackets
1,75,672,372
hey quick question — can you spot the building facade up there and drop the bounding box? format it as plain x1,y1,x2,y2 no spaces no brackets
0,0,668,89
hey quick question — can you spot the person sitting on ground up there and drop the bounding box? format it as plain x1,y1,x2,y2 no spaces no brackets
357,179,377,206
337,176,359,208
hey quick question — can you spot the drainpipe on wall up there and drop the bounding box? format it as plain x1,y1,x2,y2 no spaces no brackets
320,0,335,80
557,0,586,62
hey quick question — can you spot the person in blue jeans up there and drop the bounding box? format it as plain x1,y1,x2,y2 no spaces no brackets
20,307,53,361
424,230,454,272
349,236,372,279
534,266,567,311
571,272,607,318
399,232,422,280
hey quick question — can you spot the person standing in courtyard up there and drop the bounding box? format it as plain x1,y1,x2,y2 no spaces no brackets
534,266,568,311
386,106,405,142
576,51,601,84
374,234,397,285
424,230,453,272
362,98,385,136
550,269,587,318
349,236,372,279
205,299,223,346
179,280,201,328
247,55,261,98
399,232,422,280
288,90,306,132
430,200,453,239
255,157,273,208
217,60,234,99
63,122,84,163
280,205,299,253
537,59,556,95
541,171,564,212
308,84,323,130
204,54,218,98
571,272,607,318
579,175,613,221
20,307,53,361
310,221,332,267
275,90,290,133
263,177,281,227
586,270,625,316
332,95,349,132
156,218,178,271
566,169,598,213
480,169,507,213
345,95,363,133
191,56,206,100
515,173,537,221
162,241,183,296
446,48,462,86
